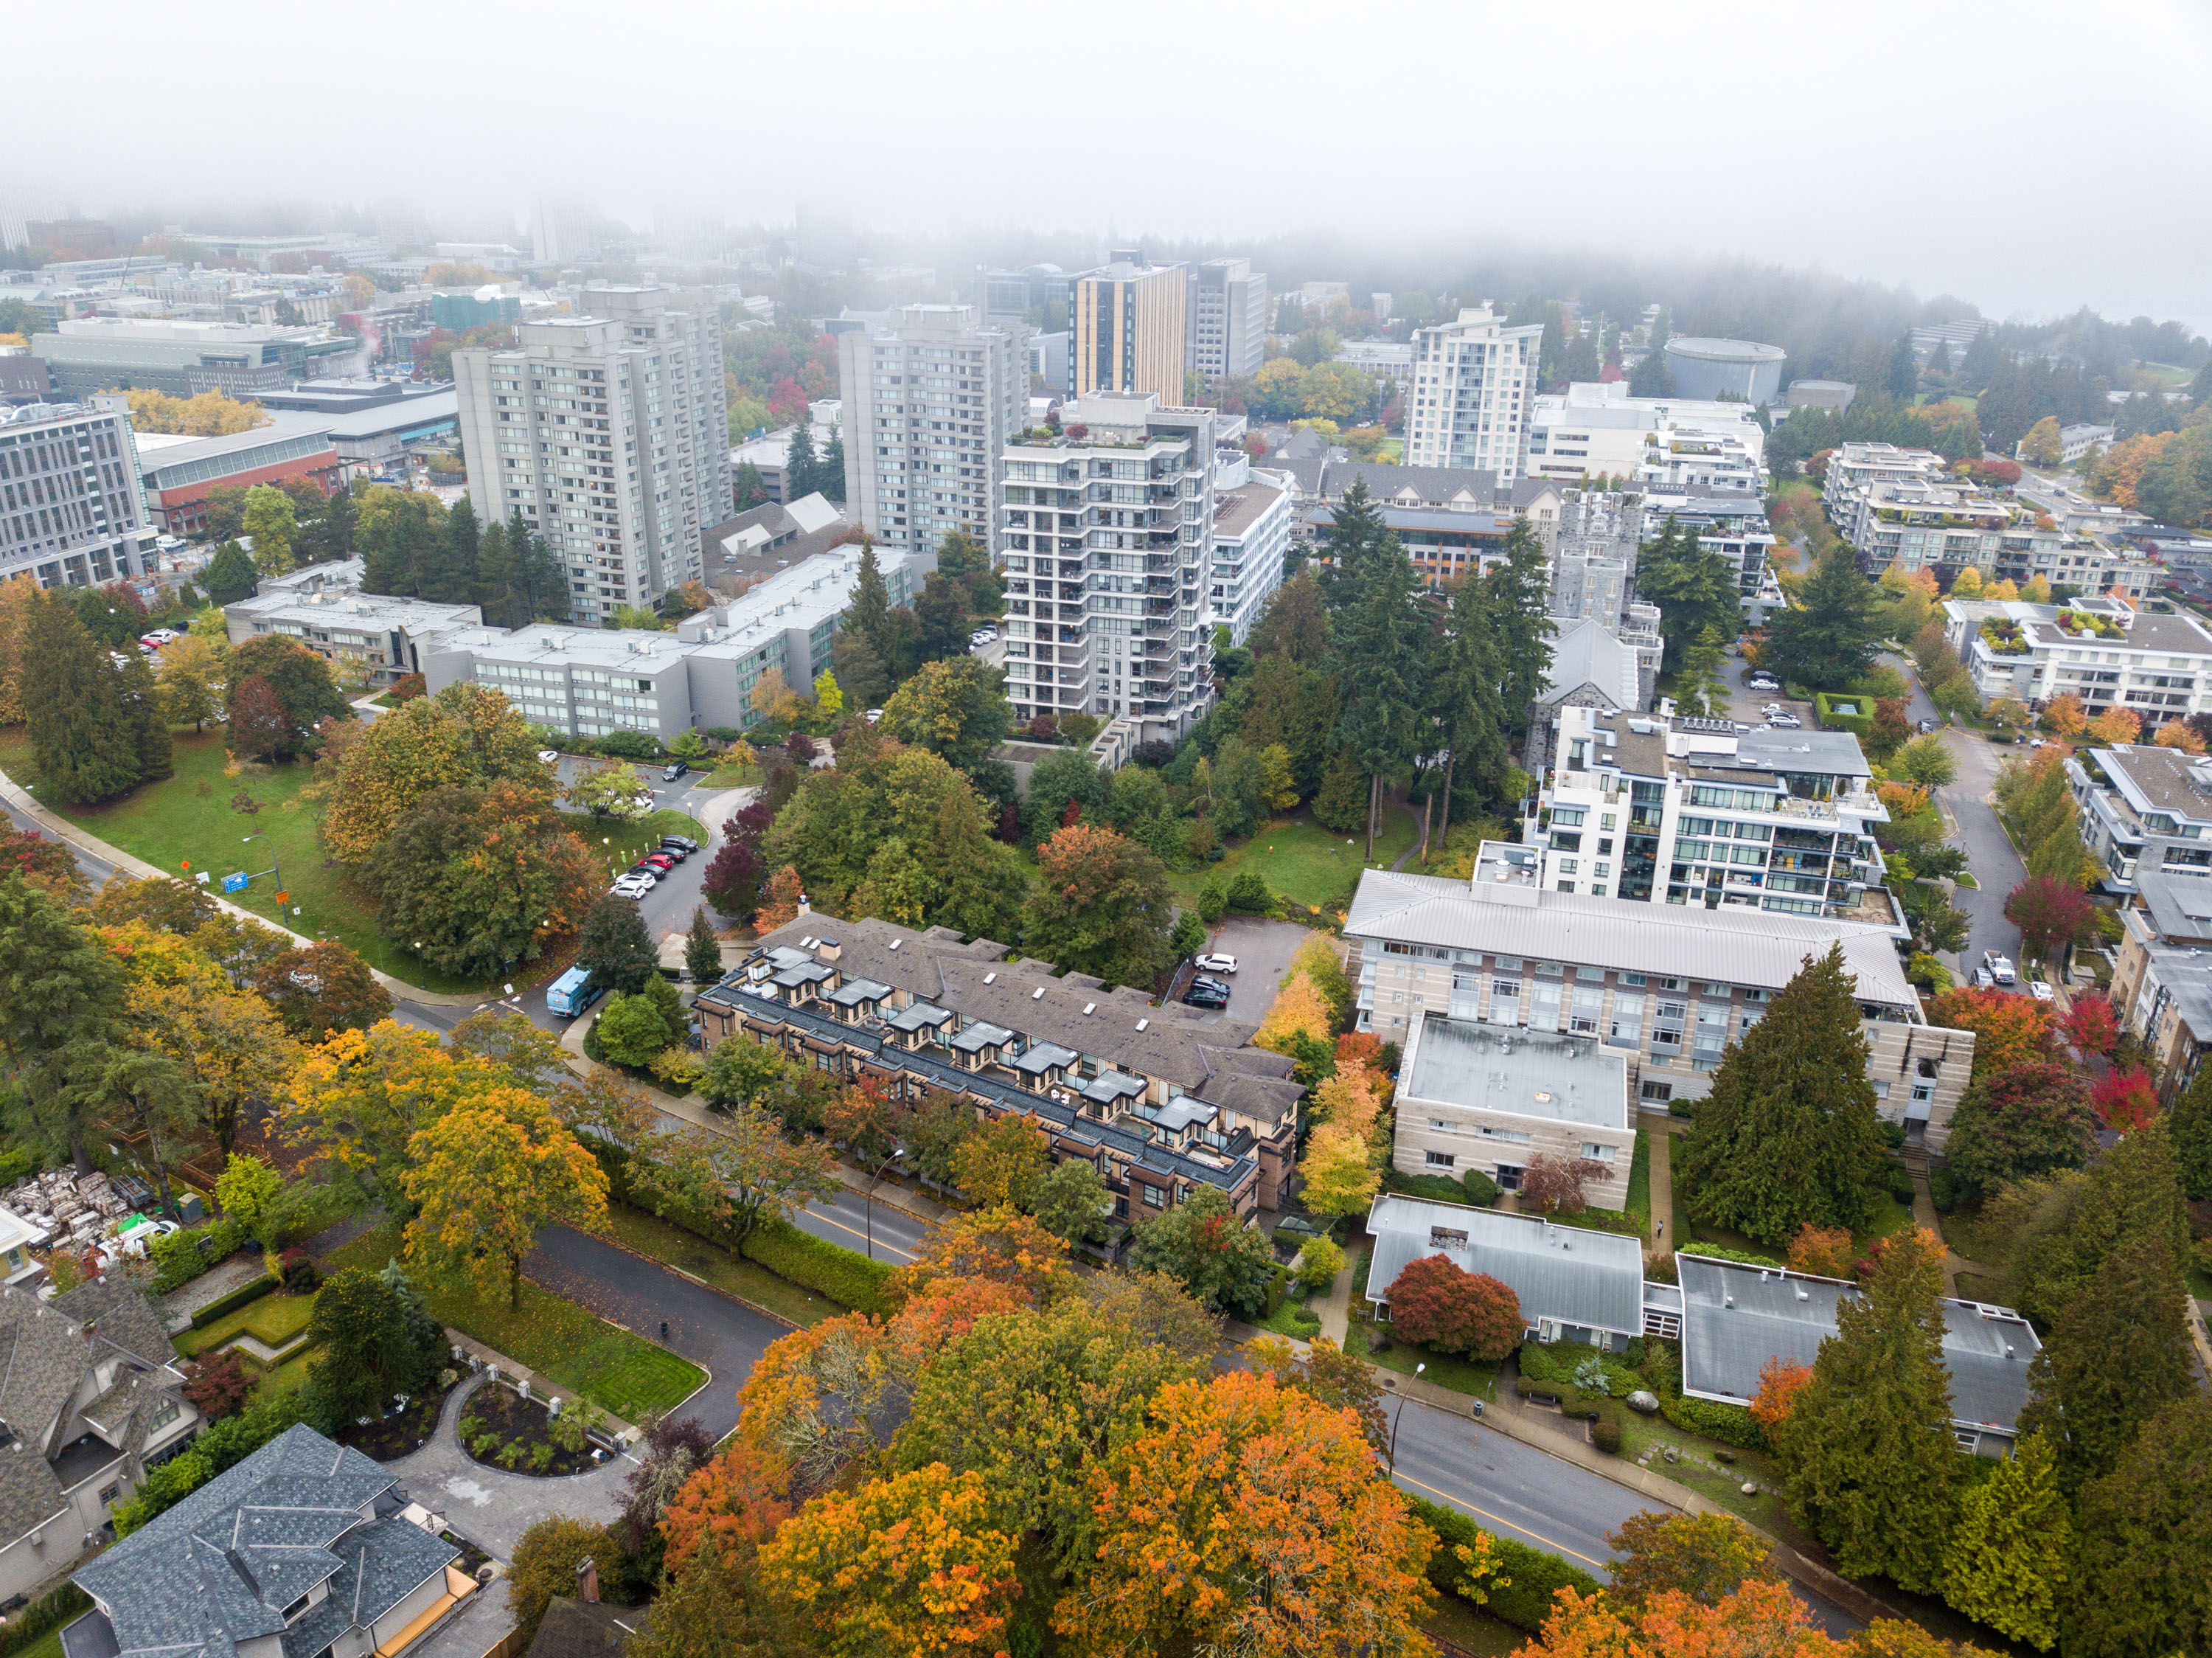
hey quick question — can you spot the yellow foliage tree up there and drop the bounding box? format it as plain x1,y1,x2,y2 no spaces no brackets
2020,574,2052,603
1253,974,1332,1056
0,577,41,726
2154,719,2207,755
2085,706,2140,746
282,1020,515,1202
1950,566,1985,597
1309,1066,1380,1140
1299,1123,1381,1218
109,923,301,1155
402,1086,608,1308
114,386,266,437
757,1463,1021,1658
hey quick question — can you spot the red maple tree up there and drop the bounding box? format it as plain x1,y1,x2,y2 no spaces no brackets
1383,1255,1522,1360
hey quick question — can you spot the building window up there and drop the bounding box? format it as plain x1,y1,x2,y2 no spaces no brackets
1639,1080,1673,1103
1142,1184,1165,1209
1424,1150,1457,1170
1580,1143,1618,1164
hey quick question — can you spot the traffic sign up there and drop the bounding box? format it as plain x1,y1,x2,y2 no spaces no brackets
222,872,248,894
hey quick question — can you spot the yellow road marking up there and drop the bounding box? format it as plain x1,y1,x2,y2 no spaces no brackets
1390,1468,1610,1570
804,1204,918,1263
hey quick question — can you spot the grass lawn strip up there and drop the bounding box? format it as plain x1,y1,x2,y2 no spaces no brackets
1168,811,1420,913
0,729,491,991
323,1223,704,1421
602,1204,835,1328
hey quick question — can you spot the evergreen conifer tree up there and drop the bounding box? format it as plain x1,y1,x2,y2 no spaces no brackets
426,496,480,604
819,427,846,502
733,460,768,511
684,906,723,987
23,589,140,804
201,541,259,606
1762,544,1888,690
1938,1430,2069,1651
846,538,890,656
2017,1232,2193,1494
2062,1396,2212,1658
1311,747,1368,834
474,518,521,628
785,425,818,500
116,645,173,784
1479,519,1554,732
1676,943,1889,1241
1773,1228,1966,1592
2010,1118,2191,1331
2169,1061,2212,1200
1324,481,1426,859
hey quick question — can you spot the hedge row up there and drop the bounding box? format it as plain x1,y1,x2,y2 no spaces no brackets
741,1218,893,1317
150,1217,251,1293
1406,1493,1603,1631
1813,691,1874,738
189,1272,277,1328
0,1583,89,1658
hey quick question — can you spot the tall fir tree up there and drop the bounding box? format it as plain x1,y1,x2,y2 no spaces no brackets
733,459,769,512
1773,1228,1966,1592
116,644,173,785
2009,1117,2191,1331
684,906,723,987
474,518,522,628
1424,569,1509,848
1676,943,1890,1241
22,589,140,805
2062,1395,2212,1658
201,540,258,606
1324,481,1426,859
1635,518,1738,676
1479,518,1554,734
785,425,818,501
1938,1430,2069,1651
425,496,480,605
818,427,846,502
1761,544,1888,690
2017,1232,2193,1494
2167,1059,2212,1200
846,538,891,659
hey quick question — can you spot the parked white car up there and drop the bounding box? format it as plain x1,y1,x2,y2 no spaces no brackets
1194,952,1239,974
609,874,655,898
2028,978,2054,1002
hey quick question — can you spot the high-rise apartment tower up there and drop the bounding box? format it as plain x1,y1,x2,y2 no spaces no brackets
1071,252,1186,402
1403,307,1546,483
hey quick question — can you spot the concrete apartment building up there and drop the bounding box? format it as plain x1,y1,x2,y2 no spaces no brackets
1186,257,1267,382
2065,743,2212,892
1529,705,1897,932
1366,1196,1646,1350
1072,252,1186,402
835,303,1029,561
998,391,1216,743
695,917,1304,1212
225,558,481,688
2110,859,2212,1090
1402,308,1546,481
1388,1012,1635,1208
1346,844,1975,1144
1526,382,1769,492
1206,450,1293,645
0,399,160,586
453,284,729,625
423,543,914,742
29,316,358,398
1945,596,2212,729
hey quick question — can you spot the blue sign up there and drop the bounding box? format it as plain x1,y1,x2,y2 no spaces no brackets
222,872,249,894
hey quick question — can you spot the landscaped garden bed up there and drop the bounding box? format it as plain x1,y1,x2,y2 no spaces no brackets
333,1369,462,1462
459,1379,616,1477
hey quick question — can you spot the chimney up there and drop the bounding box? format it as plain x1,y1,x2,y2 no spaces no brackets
576,1556,599,1603
80,1319,96,1345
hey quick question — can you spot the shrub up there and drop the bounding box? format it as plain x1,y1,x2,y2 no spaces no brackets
740,1217,893,1316
1591,1418,1622,1454
1223,870,1272,914
1459,1167,1501,1207
278,1247,320,1293
599,731,661,761
1928,1167,1961,1213
1406,1494,1603,1631
150,1216,250,1292
1386,1170,1475,1205
1294,1235,1346,1295
188,1272,277,1328
0,1584,91,1658
1194,880,1227,923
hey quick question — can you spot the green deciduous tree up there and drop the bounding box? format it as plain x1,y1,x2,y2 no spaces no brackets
321,681,550,862
1940,1431,2070,1651
1127,1184,1275,1319
1773,1229,1966,1592
1020,822,1174,987
631,1111,839,1256
577,894,658,996
225,633,348,757
878,653,1011,774
1940,1062,2098,1199
240,485,299,576
1677,944,1891,1242
1030,1157,1113,1246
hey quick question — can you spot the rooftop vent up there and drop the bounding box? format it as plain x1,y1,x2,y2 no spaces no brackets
983,971,996,984
1032,986,1046,1000
1135,1018,1148,1031
1082,1002,1096,1015
1796,1288,1810,1303
888,939,901,951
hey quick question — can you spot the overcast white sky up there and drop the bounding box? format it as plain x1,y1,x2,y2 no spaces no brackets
14,0,2212,328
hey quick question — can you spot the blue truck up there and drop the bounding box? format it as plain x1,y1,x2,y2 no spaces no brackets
546,966,604,1019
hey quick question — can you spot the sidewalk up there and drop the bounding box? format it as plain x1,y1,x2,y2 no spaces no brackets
0,767,487,1008
1639,1109,1679,1265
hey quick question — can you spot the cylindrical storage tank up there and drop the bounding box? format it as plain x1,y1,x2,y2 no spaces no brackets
1663,336,1787,403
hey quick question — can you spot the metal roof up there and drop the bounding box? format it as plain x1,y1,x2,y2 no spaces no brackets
1365,1194,1644,1336
1346,869,1917,1005
1676,1255,2038,1434
1402,1015,1628,1131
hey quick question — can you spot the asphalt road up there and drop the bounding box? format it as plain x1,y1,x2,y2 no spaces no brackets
1933,723,2026,974
526,1224,793,1440
1203,915,1312,1024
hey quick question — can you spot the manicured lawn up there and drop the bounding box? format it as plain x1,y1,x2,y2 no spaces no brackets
1420,1595,1523,1655
1613,1407,1808,1547
1169,808,1421,915
324,1224,705,1421
604,1203,832,1328
572,808,712,888
1253,1294,1322,1339
1343,1244,1499,1398
253,1346,321,1394
9,1625,66,1658
175,1291,316,1358
702,761,760,788
1624,1128,1651,1238
0,729,487,992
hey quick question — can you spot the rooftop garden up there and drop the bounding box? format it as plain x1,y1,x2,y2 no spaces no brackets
2055,609,2124,639
1978,618,2031,655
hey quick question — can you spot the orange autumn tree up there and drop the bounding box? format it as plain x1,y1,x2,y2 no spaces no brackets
2041,693,2086,738
757,1463,1020,1658
887,1206,1077,1308
1052,1369,1433,1657
2154,719,2208,755
1752,1356,1815,1435
1521,1579,1846,1657
755,864,804,934
1923,986,2058,1081
1786,1222,1856,1280
2085,705,2140,746
659,1440,794,1571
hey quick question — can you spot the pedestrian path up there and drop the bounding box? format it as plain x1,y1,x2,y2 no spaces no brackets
1314,1255,1355,1344
1639,1109,1678,1265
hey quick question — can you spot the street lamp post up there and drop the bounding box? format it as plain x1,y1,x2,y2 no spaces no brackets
863,1149,901,1261
1387,1362,1427,1474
